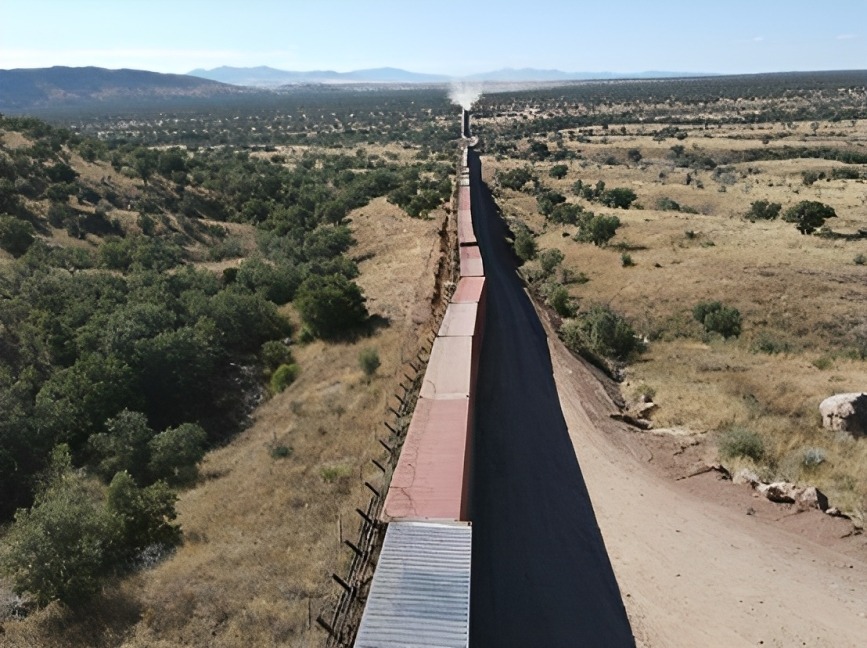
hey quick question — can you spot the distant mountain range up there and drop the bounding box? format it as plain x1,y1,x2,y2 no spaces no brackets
187,65,451,86
187,65,714,87
0,66,244,112
0,65,716,114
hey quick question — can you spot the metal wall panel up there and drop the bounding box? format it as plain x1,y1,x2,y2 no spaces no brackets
382,398,471,522
459,245,484,278
355,521,472,648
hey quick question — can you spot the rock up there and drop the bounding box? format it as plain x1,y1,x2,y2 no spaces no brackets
819,393,867,438
610,412,653,430
633,400,658,417
733,469,761,486
825,507,850,519
797,486,829,512
757,481,802,504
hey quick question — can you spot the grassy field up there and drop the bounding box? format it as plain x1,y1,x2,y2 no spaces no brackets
481,118,867,521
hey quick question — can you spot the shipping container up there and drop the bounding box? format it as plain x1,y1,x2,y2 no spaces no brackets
451,276,485,304
438,303,480,338
459,245,484,278
382,398,472,522
354,521,472,648
420,336,474,400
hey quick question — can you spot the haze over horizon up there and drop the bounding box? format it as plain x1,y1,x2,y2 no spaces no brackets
1,0,865,77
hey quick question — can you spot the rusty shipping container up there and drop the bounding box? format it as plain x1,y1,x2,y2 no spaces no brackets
382,397,473,522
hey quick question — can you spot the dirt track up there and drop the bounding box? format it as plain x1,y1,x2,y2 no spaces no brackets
547,289,867,647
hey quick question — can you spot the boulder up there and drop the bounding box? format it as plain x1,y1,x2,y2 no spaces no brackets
757,481,801,504
797,486,829,512
733,468,761,486
819,393,867,438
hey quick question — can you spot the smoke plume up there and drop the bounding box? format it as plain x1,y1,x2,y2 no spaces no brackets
449,82,483,110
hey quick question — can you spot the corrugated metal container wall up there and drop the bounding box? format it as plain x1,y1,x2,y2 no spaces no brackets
382,398,471,521
354,521,472,648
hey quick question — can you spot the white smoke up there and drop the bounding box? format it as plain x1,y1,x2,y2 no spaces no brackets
448,82,483,110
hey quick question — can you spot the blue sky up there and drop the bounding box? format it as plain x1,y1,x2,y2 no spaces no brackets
1,0,865,75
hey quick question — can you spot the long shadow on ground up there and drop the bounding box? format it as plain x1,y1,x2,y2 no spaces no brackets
468,149,635,647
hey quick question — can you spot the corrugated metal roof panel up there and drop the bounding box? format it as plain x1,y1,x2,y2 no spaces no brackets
451,277,485,304
382,398,471,522
459,245,484,278
438,303,479,338
420,336,473,400
355,521,472,648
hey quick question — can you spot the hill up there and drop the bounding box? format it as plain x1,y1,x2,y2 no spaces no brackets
0,66,245,112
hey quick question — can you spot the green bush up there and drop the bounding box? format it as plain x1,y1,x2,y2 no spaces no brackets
496,166,535,191
782,200,836,235
600,188,638,209
548,285,576,318
745,200,782,221
358,347,381,377
621,252,635,267
802,447,826,468
0,215,35,257
561,304,644,361
538,248,565,275
693,300,742,338
295,273,368,339
751,331,792,355
106,471,181,562
656,197,682,211
0,446,180,608
147,423,207,485
549,164,568,179
261,340,293,372
718,426,764,462
271,363,300,393
547,202,583,225
514,228,538,262
575,214,620,247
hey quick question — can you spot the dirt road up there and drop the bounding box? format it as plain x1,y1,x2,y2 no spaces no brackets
467,150,635,647
550,337,867,647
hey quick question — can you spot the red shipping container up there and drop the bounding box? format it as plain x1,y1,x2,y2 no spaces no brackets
459,245,484,278
381,398,473,522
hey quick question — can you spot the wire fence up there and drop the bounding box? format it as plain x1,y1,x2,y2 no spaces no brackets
316,188,460,646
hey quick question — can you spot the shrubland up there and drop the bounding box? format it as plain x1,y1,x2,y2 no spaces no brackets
483,75,867,521
0,98,454,631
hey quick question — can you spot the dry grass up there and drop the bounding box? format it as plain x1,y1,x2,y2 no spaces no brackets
483,117,867,521
1,163,445,646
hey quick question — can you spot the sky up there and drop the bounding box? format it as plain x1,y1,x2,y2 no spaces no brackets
1,0,865,76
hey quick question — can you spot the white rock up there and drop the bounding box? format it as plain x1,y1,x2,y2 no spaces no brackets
797,486,829,511
757,481,802,504
819,393,867,438
733,469,761,486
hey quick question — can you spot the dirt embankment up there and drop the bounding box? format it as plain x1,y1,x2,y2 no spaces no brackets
545,321,867,647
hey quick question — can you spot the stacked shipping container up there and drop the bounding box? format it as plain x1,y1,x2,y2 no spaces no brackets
355,144,483,648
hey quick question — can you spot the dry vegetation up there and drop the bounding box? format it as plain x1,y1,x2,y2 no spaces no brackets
0,131,447,645
481,116,867,521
